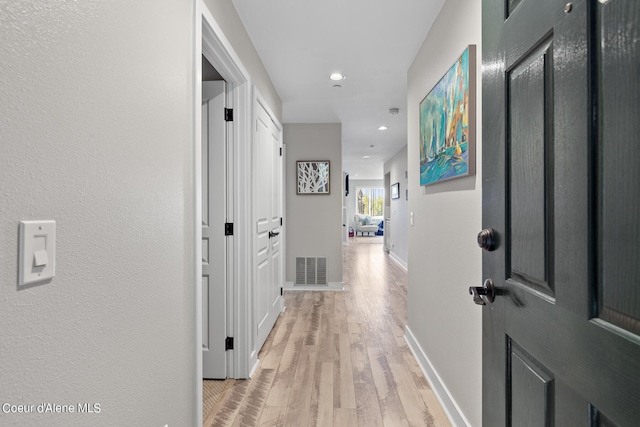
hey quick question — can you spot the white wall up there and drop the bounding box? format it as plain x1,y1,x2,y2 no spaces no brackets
345,179,385,232
406,0,482,425
203,0,283,377
0,1,195,426
204,0,283,122
384,145,409,265
284,124,343,286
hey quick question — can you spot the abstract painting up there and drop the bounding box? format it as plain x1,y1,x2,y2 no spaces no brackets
419,45,476,186
297,161,330,194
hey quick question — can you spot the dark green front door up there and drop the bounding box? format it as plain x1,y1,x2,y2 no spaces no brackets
482,0,640,425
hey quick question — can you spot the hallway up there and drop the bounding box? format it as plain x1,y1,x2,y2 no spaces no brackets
206,238,451,426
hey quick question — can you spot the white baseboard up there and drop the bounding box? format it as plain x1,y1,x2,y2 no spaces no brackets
249,357,260,379
284,281,344,291
389,251,408,270
405,325,471,427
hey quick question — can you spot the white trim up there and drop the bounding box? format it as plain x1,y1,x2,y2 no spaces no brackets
284,281,344,291
248,358,260,378
198,0,254,390
193,3,203,426
202,3,253,380
405,326,471,427
201,5,250,82
255,89,283,133
389,251,408,271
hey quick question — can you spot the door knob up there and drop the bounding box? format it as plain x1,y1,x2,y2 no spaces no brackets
469,278,497,305
268,230,280,239
477,228,497,251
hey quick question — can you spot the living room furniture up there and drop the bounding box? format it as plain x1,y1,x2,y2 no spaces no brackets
353,213,380,236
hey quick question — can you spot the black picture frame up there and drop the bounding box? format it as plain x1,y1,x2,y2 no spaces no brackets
391,182,400,199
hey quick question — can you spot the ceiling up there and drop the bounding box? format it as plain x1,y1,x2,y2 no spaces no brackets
231,0,446,180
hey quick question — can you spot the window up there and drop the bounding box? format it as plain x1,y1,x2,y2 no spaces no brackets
356,188,384,217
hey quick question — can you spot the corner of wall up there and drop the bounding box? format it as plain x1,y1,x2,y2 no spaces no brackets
405,0,483,425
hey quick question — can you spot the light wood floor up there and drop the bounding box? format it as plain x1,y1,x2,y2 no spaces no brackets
206,238,451,426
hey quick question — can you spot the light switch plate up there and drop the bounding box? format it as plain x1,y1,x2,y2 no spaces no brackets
19,220,56,286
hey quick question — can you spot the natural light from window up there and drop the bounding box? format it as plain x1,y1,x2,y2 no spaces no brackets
356,188,384,217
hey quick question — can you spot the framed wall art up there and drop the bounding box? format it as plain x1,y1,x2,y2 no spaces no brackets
419,45,476,186
297,161,330,194
391,182,400,199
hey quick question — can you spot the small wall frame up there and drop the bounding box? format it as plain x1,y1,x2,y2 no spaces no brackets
391,182,400,199
297,161,330,194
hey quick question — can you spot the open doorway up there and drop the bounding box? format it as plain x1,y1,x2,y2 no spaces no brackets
196,5,286,425
201,56,227,380
195,5,254,425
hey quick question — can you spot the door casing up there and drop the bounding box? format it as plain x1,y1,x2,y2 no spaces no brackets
194,2,254,424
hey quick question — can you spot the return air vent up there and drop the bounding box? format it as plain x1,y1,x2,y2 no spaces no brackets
295,257,327,285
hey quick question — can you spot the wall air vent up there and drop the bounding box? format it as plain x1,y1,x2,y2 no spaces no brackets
295,257,328,285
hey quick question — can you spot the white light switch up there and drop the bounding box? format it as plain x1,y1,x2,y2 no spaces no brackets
33,250,49,267
19,220,56,286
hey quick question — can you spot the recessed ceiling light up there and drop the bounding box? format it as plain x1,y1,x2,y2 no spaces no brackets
362,155,371,159
378,126,388,131
329,73,345,81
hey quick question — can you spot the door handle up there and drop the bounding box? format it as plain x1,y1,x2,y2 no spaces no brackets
268,230,280,239
469,278,497,305
477,228,497,251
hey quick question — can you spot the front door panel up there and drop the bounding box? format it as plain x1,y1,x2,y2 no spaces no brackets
598,0,640,337
482,0,640,425
508,38,554,297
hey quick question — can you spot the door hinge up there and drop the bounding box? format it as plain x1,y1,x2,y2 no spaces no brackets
280,287,283,296
225,222,234,236
224,108,233,122
280,217,283,226
279,147,283,156
225,337,234,351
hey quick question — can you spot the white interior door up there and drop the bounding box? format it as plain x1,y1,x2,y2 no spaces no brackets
254,100,283,353
202,81,226,379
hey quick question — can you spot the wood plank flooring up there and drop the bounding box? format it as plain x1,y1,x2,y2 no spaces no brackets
206,238,451,426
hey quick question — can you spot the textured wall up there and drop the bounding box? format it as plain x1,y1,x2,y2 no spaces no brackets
0,1,195,426
406,0,482,424
284,124,343,285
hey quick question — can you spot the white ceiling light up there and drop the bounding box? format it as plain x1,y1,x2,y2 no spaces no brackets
378,125,388,131
329,73,346,81
362,155,371,159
